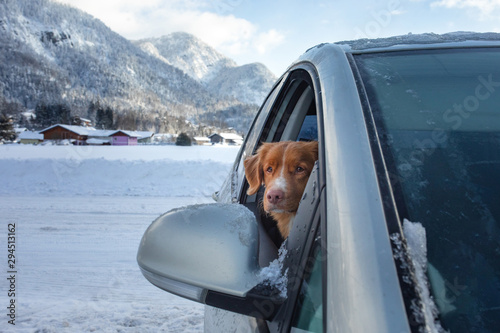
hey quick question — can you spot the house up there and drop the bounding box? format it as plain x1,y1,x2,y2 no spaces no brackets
221,132,243,145
109,130,154,145
135,131,155,144
39,124,113,145
18,131,44,144
40,124,89,144
193,136,211,146
109,130,140,145
39,124,154,145
208,133,223,144
208,132,243,145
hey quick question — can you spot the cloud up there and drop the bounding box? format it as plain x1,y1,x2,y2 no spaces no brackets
161,11,256,50
431,0,500,16
253,29,286,55
55,0,285,57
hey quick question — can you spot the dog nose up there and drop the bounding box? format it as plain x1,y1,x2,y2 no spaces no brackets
267,189,284,205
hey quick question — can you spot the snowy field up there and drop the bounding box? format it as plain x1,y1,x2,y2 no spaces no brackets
0,144,240,332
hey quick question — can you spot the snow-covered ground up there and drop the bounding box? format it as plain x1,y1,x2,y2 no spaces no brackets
0,144,240,332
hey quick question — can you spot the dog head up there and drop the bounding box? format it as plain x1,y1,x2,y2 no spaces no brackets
244,141,318,217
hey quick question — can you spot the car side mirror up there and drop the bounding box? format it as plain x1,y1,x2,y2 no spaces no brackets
137,203,284,319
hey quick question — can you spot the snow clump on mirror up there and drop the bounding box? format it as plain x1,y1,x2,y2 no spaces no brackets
222,204,257,247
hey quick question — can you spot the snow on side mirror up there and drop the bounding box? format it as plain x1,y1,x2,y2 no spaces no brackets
137,203,284,319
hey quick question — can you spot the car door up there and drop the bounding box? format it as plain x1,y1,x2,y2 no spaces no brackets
206,65,327,333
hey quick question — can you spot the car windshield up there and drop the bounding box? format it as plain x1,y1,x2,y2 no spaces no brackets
355,48,500,332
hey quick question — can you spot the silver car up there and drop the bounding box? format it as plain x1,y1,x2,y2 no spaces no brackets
138,32,500,332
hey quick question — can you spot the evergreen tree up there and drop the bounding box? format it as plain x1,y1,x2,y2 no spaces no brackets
35,103,72,127
35,103,51,128
0,113,16,141
87,101,99,125
104,106,114,129
94,105,114,129
175,132,192,146
95,104,105,129
114,110,137,130
57,104,71,124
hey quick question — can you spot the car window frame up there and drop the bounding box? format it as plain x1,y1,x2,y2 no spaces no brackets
243,63,327,333
222,62,327,333
347,51,434,333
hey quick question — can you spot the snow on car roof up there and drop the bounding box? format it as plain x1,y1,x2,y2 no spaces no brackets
335,31,500,52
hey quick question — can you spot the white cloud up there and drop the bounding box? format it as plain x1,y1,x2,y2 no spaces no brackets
169,11,256,49
253,29,285,55
431,0,500,15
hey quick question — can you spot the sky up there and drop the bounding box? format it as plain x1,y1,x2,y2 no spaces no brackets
54,0,500,75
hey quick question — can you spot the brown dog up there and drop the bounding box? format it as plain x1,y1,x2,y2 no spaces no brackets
244,141,318,239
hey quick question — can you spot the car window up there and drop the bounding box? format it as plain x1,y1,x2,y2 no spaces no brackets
291,239,323,333
236,68,324,332
240,70,319,246
240,69,317,206
355,48,500,332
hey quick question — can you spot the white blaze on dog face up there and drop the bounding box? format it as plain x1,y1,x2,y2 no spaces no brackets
272,157,288,192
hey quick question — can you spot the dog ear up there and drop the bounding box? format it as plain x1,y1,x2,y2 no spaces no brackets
244,153,263,195
244,143,273,195
309,141,319,161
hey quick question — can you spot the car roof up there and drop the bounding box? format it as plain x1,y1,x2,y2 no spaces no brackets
285,31,500,77
336,31,500,52
298,31,500,60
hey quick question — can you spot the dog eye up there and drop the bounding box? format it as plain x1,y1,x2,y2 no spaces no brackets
296,166,305,173
266,166,273,173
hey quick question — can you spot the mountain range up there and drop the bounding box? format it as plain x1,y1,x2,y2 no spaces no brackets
0,0,276,134
135,33,276,106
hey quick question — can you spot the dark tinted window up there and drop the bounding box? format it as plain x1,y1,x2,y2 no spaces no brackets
356,48,500,332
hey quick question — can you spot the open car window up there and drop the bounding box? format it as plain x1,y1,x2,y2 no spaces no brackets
239,69,319,245
240,69,318,207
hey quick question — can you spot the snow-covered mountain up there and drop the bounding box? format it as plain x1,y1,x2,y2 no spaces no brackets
0,0,276,132
207,62,277,106
135,32,237,83
136,33,276,105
